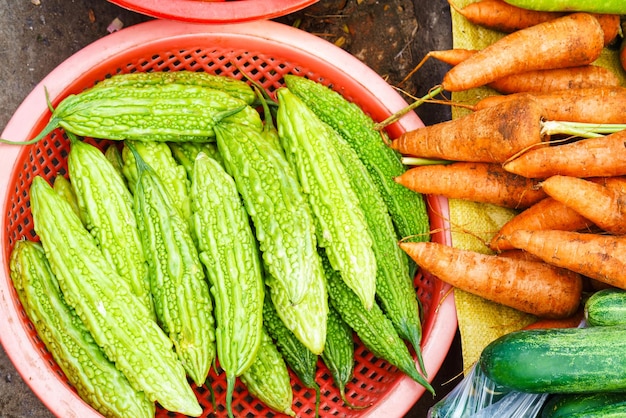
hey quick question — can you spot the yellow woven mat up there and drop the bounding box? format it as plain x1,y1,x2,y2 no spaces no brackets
447,1,626,371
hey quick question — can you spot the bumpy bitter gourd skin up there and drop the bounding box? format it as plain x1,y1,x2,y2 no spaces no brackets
266,268,328,356
190,152,264,417
214,115,328,354
276,87,377,310
169,141,224,179
262,288,320,417
240,328,297,417
213,110,321,306
283,74,430,245
67,137,154,318
122,140,192,224
92,70,257,105
327,124,425,367
52,175,82,221
51,83,261,142
130,145,216,387
29,176,201,416
104,144,127,185
10,240,156,418
321,250,434,395
321,306,359,409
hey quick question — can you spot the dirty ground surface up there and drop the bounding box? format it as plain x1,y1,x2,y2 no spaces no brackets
0,0,462,416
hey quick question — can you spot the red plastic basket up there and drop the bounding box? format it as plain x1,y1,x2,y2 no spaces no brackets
107,0,319,23
0,19,457,417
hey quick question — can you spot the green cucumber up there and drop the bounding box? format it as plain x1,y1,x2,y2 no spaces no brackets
480,326,626,394
585,289,626,327
542,393,626,418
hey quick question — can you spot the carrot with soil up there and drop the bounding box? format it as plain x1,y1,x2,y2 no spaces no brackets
441,13,604,91
394,162,546,209
390,95,545,163
540,175,626,235
509,229,626,290
443,12,605,92
487,66,621,94
591,13,621,46
399,241,583,318
418,49,620,94
451,0,620,45
449,0,565,33
523,308,585,329
503,129,626,179
378,12,605,127
474,87,626,124
489,197,593,252
399,49,477,86
418,49,478,67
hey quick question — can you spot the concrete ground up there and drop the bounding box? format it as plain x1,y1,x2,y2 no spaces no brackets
0,0,461,416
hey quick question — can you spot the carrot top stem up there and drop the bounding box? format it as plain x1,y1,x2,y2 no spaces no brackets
374,85,444,130
541,121,626,138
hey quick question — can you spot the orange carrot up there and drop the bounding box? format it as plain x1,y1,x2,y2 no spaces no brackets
425,49,479,66
509,229,626,290
474,87,626,124
391,95,545,163
524,307,585,329
503,130,626,179
486,66,621,94
593,176,626,194
540,175,626,235
394,162,547,209
592,13,621,46
489,197,593,252
449,0,565,33
399,49,479,86
451,0,617,44
399,241,583,318
442,13,605,92
428,49,619,94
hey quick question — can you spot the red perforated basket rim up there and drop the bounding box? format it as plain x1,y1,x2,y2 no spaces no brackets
107,0,319,23
0,19,457,418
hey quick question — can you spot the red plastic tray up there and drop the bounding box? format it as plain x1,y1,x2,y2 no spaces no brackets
0,19,457,417
107,0,319,23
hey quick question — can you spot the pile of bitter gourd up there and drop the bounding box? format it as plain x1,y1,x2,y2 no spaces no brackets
7,71,432,418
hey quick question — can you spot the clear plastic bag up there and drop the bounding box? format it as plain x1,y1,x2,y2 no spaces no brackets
428,362,549,418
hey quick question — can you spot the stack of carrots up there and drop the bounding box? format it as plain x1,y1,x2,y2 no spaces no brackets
387,2,626,322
